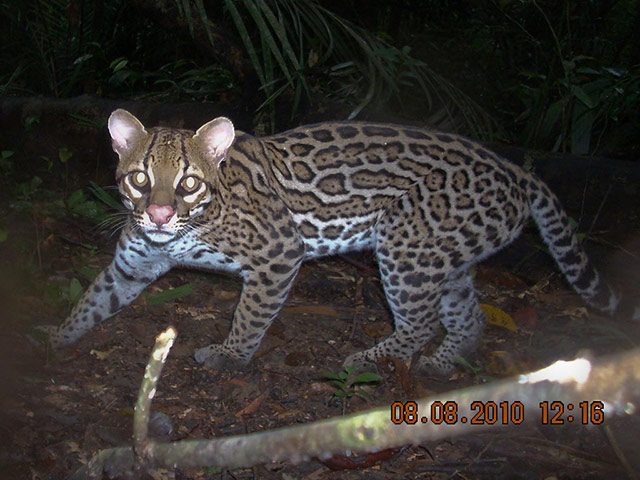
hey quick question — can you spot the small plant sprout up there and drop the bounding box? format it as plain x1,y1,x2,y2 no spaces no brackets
322,367,382,401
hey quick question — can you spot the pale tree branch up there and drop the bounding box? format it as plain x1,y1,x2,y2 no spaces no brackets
69,330,640,479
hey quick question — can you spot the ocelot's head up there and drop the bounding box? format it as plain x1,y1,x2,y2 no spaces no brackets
108,109,235,243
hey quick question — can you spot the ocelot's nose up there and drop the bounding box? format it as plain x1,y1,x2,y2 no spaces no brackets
147,204,175,226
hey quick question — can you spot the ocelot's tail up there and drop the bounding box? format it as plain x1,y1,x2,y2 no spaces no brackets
525,174,621,315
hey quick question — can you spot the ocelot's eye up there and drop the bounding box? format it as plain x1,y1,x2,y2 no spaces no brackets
181,176,200,193
130,171,148,188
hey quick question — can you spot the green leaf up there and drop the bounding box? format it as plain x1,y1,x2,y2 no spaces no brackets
110,57,128,71
454,356,480,374
58,147,73,164
24,115,40,130
225,0,265,84
355,390,371,400
575,66,599,75
328,380,344,389
31,176,43,190
539,99,565,145
0,229,7,242
194,0,215,46
73,53,93,65
352,372,383,384
67,189,86,207
571,102,595,154
43,282,65,307
79,266,98,282
68,113,103,129
146,283,194,305
571,85,596,109
68,278,84,305
89,182,122,210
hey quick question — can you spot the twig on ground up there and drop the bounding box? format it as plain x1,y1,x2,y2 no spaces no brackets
69,332,640,480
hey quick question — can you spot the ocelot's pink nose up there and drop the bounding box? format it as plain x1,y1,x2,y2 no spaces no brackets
147,204,175,226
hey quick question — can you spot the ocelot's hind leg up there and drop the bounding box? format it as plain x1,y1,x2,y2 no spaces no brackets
344,192,447,372
418,269,487,375
343,186,487,376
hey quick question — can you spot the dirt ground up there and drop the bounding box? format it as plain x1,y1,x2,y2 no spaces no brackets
1,197,640,480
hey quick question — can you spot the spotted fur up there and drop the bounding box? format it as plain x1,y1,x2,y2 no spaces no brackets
43,110,622,375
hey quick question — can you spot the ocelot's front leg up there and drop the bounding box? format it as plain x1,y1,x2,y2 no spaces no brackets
193,238,306,370
42,228,170,347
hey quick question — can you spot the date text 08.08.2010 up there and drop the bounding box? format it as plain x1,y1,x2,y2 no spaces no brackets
390,400,605,426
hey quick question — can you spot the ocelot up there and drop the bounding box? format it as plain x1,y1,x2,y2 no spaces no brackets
42,109,627,375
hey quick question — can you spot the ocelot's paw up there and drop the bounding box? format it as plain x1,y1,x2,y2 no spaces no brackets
34,325,71,349
343,351,380,375
194,344,249,370
417,355,456,377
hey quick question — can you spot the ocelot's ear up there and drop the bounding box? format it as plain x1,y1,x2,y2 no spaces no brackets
108,109,147,156
193,117,235,166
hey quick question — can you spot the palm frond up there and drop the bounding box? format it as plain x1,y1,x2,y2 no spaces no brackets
172,0,496,136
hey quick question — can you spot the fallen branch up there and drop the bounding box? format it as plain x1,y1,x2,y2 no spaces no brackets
133,327,176,467
69,329,640,479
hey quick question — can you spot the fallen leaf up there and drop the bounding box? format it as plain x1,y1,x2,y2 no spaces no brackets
362,321,393,338
175,305,216,321
537,292,582,310
513,306,538,329
486,350,521,376
476,265,528,290
481,304,517,332
90,346,118,360
379,356,411,393
235,392,267,417
276,409,305,420
227,378,248,387
216,290,238,301
42,394,70,409
317,448,401,470
285,350,312,366
306,381,335,396
128,323,148,339
559,306,588,319
148,469,174,480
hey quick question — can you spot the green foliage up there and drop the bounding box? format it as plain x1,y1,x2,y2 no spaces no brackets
322,367,382,400
516,56,640,155
2,0,637,152
177,0,496,136
486,0,640,153
89,182,122,211
454,356,481,377
9,176,112,226
24,114,41,131
0,0,235,102
5,149,123,226
14,176,43,205
145,284,194,306
64,189,109,223
0,0,98,96
107,58,236,101
57,147,73,164
44,277,85,307
0,150,15,177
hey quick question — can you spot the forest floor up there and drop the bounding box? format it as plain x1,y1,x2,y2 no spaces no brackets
1,191,640,480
